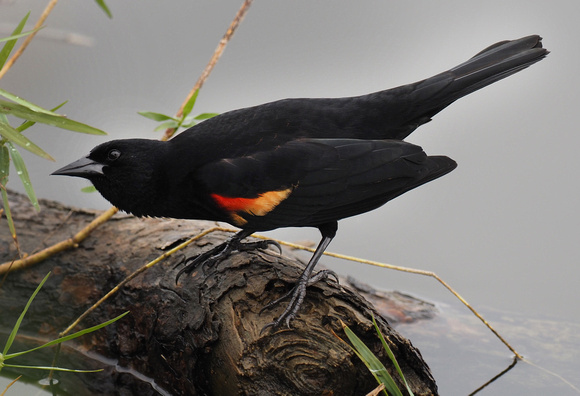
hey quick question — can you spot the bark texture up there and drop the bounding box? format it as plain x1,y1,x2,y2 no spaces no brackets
0,191,438,395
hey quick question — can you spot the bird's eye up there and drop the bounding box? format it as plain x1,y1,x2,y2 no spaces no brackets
107,149,121,161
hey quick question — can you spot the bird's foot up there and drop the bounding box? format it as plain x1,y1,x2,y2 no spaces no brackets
260,269,339,333
237,239,282,254
175,234,281,283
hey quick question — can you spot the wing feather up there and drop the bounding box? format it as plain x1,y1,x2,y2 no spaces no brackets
197,138,455,230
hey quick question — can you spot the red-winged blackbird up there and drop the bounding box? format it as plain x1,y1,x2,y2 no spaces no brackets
53,35,548,329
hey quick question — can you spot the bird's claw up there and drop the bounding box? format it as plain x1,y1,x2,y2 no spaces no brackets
237,239,282,256
260,288,305,334
260,314,294,335
259,269,339,334
309,269,339,284
175,243,229,283
259,288,293,316
175,236,282,284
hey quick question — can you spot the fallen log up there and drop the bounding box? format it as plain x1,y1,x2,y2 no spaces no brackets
0,191,438,395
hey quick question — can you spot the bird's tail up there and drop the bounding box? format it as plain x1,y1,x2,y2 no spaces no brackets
438,34,548,102
364,35,549,140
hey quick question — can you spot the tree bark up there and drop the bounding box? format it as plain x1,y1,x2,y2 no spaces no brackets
0,191,438,396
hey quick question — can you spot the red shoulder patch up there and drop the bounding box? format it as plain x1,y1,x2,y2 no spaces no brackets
211,188,292,226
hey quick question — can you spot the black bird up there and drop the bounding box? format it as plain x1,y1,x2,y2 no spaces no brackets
53,35,548,329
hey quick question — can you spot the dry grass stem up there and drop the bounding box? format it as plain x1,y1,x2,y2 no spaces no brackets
0,0,59,81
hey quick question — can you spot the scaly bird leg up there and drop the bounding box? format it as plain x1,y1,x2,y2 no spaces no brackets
260,269,339,312
261,233,335,332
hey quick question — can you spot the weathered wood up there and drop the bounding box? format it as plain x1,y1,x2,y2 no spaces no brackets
0,191,438,395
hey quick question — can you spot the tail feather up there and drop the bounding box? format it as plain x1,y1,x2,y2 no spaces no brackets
444,35,547,98
359,35,548,140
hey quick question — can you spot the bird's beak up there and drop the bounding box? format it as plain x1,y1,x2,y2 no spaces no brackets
51,156,105,178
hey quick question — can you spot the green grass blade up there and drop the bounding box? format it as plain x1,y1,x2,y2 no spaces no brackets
81,185,97,193
0,118,54,160
94,0,113,18
138,111,177,122
343,324,403,396
0,89,57,115
3,363,102,373
16,119,36,133
16,101,68,133
345,346,388,396
0,144,16,238
180,121,197,129
372,316,414,396
0,144,9,182
0,186,16,238
0,100,106,135
181,89,199,119
6,142,39,211
194,112,219,120
0,28,43,44
4,312,129,360
153,120,179,132
0,12,29,70
2,272,52,356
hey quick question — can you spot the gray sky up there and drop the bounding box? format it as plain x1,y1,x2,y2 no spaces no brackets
2,0,578,337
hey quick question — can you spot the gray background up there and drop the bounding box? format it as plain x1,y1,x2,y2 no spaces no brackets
1,1,579,394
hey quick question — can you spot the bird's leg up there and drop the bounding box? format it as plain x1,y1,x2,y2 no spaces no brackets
261,222,337,331
175,229,280,282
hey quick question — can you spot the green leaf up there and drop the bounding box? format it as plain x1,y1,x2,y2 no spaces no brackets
94,0,113,18
138,111,177,122
16,101,68,133
180,120,197,129
0,118,54,160
179,112,219,129
0,186,16,238
7,142,39,211
0,143,9,181
5,312,130,360
3,272,52,356
0,142,9,185
0,113,8,129
343,324,403,396
81,185,97,193
0,144,16,238
194,112,219,120
153,120,179,132
373,316,414,396
0,12,29,70
181,89,199,119
2,363,102,373
0,28,43,44
0,100,106,135
0,89,57,115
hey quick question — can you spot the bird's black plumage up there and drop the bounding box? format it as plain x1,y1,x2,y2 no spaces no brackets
53,35,548,328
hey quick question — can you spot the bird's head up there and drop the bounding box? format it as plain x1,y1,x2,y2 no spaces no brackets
52,138,168,216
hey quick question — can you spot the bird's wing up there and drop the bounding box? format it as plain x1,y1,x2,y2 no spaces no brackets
197,138,455,229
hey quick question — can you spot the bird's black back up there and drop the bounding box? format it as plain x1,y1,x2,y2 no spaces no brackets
172,34,547,158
